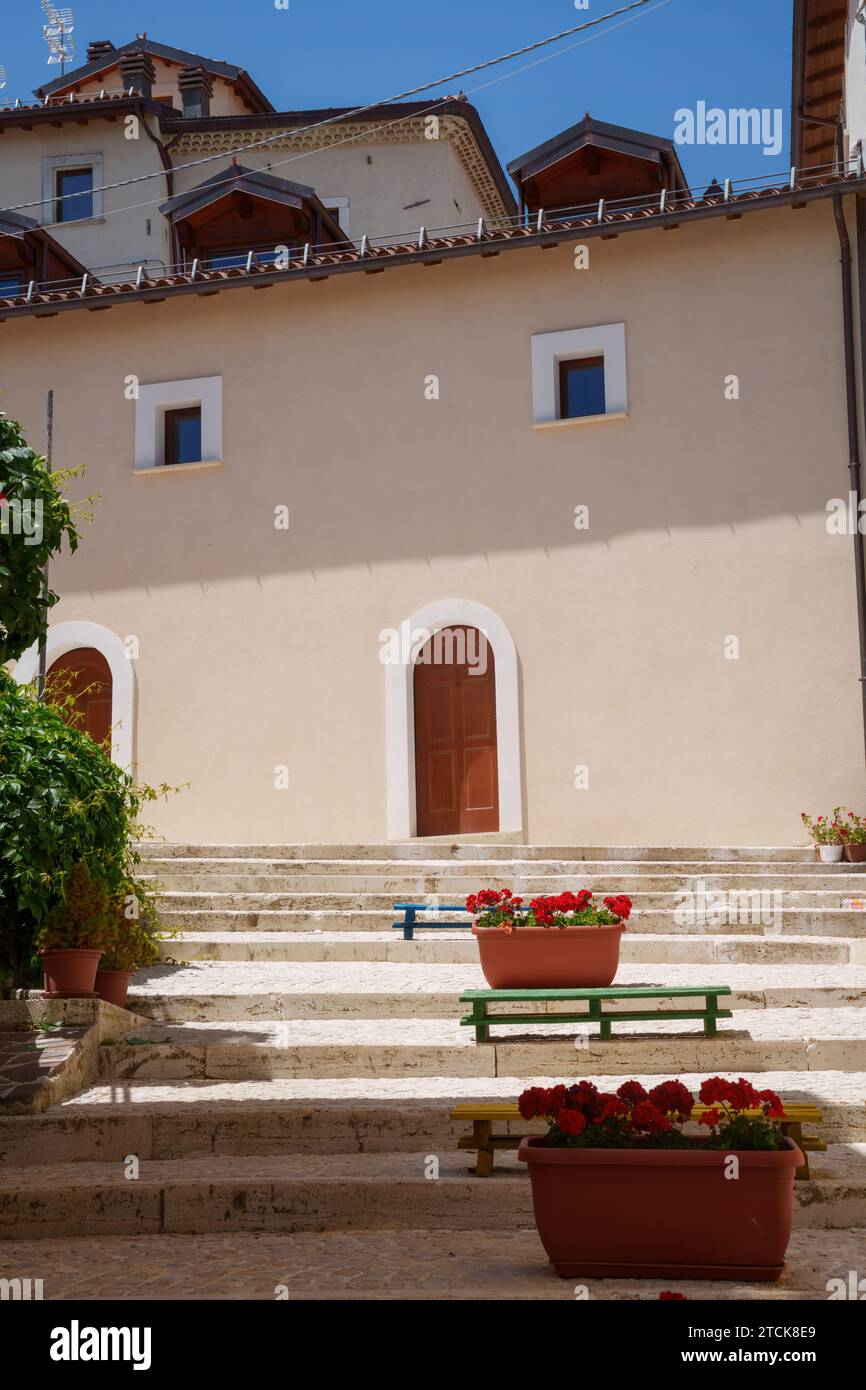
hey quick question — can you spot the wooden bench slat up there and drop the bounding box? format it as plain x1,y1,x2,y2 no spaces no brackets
460,986,732,1001
450,1101,824,1122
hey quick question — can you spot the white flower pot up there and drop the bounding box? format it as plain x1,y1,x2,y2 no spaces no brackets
818,844,844,863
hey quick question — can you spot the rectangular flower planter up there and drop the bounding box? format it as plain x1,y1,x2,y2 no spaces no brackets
518,1135,801,1281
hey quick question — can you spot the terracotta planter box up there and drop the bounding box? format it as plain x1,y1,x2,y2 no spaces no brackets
472,923,624,989
40,948,102,998
95,969,135,1009
843,843,866,863
518,1135,801,1281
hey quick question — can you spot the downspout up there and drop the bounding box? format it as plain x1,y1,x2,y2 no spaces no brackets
140,108,180,267
833,190,866,768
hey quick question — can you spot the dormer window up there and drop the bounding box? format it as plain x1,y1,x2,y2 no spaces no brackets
56,167,94,223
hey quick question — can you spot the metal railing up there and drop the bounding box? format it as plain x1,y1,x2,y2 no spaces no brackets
2,156,864,306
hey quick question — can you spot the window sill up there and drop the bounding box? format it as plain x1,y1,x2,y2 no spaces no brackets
133,459,223,475
46,216,106,228
533,411,628,431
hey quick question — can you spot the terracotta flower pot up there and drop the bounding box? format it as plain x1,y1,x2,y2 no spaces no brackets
843,843,866,863
40,948,102,997
472,923,624,989
518,1135,801,1281
95,969,135,1009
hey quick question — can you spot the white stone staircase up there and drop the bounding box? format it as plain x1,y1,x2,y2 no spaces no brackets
2,843,866,1300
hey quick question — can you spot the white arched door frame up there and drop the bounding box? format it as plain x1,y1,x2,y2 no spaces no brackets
14,621,136,770
385,598,522,840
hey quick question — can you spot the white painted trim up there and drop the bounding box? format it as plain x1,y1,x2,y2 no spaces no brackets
533,411,628,431
531,321,627,424
134,375,222,471
385,599,522,840
41,151,104,225
13,621,136,771
322,196,350,235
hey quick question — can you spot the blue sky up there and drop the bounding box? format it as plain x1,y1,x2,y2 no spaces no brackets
1,0,794,192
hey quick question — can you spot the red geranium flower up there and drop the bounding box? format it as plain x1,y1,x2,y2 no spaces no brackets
648,1080,694,1119
556,1108,587,1137
659,1291,687,1300
616,1080,648,1106
603,894,633,921
631,1100,671,1134
698,1107,722,1127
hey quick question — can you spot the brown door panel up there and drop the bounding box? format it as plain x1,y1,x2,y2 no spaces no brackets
414,627,499,836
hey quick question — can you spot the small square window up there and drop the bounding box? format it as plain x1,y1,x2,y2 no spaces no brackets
559,356,606,420
55,167,94,223
164,406,202,467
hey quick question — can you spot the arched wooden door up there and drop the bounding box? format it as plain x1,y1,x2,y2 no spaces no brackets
413,626,499,836
47,647,113,750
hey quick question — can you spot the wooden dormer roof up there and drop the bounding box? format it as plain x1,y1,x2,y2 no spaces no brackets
159,163,346,249
791,0,847,168
507,115,690,213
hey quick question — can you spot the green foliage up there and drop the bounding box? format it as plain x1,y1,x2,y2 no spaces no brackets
0,669,172,988
36,862,109,952
99,885,162,971
0,413,86,665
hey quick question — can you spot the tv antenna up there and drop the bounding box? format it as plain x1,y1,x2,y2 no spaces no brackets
41,3,75,75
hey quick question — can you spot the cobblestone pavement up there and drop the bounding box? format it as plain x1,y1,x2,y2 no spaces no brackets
2,1228,864,1300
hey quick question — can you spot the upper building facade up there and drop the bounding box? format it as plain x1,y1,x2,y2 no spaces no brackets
2,21,866,846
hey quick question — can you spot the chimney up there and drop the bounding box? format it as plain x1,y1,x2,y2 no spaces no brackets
87,40,115,63
178,65,214,119
119,49,156,100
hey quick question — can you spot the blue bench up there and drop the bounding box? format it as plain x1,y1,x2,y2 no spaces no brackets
392,903,473,940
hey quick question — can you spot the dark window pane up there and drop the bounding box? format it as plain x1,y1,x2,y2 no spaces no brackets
559,356,606,419
0,273,23,297
56,168,94,223
164,407,202,467
209,253,248,269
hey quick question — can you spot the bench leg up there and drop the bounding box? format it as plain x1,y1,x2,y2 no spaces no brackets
472,999,490,1044
472,1120,494,1176
703,995,718,1037
588,996,611,1041
402,908,416,942
787,1121,810,1180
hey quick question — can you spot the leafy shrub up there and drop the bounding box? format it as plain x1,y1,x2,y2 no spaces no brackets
36,862,109,952
0,413,85,665
0,669,170,989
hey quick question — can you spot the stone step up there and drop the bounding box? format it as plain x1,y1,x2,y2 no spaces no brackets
163,931,865,966
0,1226,863,1298
2,1146,863,1239
3,1070,864,1164
156,907,866,936
146,870,866,893
153,885,866,907
139,844,823,863
124,961,866,1024
94,1009,866,1080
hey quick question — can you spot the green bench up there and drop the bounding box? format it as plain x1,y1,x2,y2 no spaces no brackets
459,984,733,1043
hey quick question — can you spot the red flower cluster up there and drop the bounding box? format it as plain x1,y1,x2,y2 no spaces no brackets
697,1076,785,1120
517,1076,786,1150
466,887,633,931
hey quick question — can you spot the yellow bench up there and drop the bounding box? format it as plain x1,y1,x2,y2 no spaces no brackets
450,1100,825,1179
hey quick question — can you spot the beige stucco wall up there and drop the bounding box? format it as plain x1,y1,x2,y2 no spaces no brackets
167,128,491,240
2,198,864,845
0,122,171,274
73,61,250,119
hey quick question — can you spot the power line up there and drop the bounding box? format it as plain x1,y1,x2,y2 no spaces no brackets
0,0,664,220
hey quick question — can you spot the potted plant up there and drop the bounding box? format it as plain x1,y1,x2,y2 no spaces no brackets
800,809,845,863
517,1076,799,1281
95,884,161,1008
465,888,632,988
839,809,866,863
35,863,107,997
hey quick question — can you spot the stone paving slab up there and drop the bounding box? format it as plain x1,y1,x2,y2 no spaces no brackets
93,1009,866,1080
164,931,861,965
157,908,866,936
2,1227,864,1299
2,1147,864,1238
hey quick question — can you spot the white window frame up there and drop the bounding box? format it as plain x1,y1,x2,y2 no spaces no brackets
134,376,222,473
322,195,350,236
531,322,628,428
42,152,104,225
